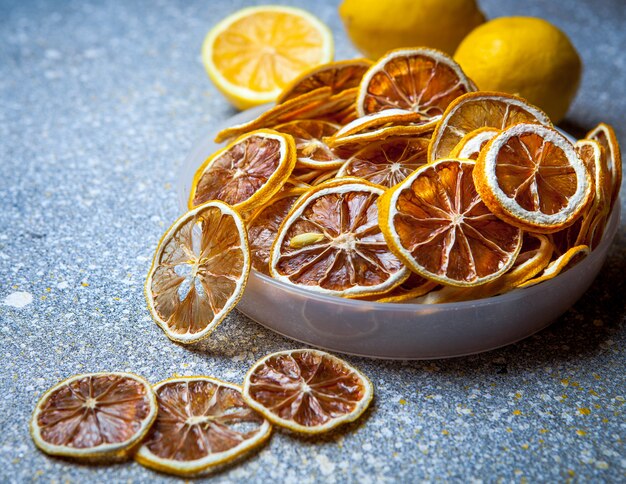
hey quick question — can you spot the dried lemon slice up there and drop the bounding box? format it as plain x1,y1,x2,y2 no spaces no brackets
247,189,306,275
278,58,372,103
269,178,409,297
357,48,474,125
31,372,157,460
474,124,592,233
190,129,296,212
379,158,522,287
586,122,622,207
429,92,551,162
135,377,272,476
242,349,373,434
145,201,250,344
337,135,430,188
274,120,345,169
449,127,500,160
518,245,590,288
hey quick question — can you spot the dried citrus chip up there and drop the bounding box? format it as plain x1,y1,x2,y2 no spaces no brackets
418,233,552,303
337,136,430,188
242,349,373,434
274,120,345,169
429,92,552,162
357,48,473,126
278,59,373,103
449,127,500,161
215,88,333,143
366,272,437,303
379,159,522,287
518,245,590,289
247,189,306,275
293,86,360,124
474,124,592,233
202,6,333,110
135,377,272,476
190,129,296,212
270,178,409,297
586,122,622,208
31,372,157,460
146,201,250,343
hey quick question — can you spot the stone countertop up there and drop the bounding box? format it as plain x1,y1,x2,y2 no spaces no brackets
1,0,624,481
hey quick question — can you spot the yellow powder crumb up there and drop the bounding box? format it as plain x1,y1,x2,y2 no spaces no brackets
561,378,569,386
514,392,522,399
578,408,591,415
560,394,568,400
539,428,549,434
81,282,89,287
45,287,51,292
506,427,513,433
576,429,586,436
113,297,121,301
538,439,544,444
521,443,529,450
602,418,609,423
513,409,522,416
594,404,601,410
40,295,47,300
442,429,449,436
399,398,407,405
182,363,189,368
571,381,580,388
589,389,599,396
567,469,576,477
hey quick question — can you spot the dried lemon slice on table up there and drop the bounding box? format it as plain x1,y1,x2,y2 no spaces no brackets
145,201,250,343
356,48,474,125
428,91,552,162
135,377,272,476
202,6,333,109
31,372,157,460
379,159,522,287
242,349,373,434
473,123,592,233
190,129,296,212
269,178,409,297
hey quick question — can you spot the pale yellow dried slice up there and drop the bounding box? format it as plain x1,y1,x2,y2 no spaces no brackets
269,178,409,297
135,377,272,476
190,129,296,213
518,245,590,288
474,124,592,233
31,372,157,460
379,159,523,287
357,48,474,128
586,122,622,207
428,91,552,162
242,349,373,434
145,201,250,344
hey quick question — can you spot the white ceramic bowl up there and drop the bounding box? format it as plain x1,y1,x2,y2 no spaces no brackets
177,106,620,359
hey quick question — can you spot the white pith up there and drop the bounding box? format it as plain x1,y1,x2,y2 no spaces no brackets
457,129,499,158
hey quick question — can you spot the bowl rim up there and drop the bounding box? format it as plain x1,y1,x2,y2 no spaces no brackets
178,104,621,312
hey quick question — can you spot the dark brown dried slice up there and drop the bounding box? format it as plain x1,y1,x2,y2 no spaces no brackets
274,120,344,169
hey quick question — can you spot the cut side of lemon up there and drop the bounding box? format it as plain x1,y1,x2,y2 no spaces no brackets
474,124,592,233
202,6,333,110
31,372,157,460
242,349,373,434
379,158,522,287
191,129,296,213
269,178,409,297
145,201,250,344
135,377,272,476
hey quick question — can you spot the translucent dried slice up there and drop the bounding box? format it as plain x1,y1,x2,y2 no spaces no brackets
190,129,296,212
278,59,373,103
586,122,622,208
135,377,272,476
337,136,430,188
357,48,473,125
474,124,592,233
247,189,305,275
145,201,250,343
215,88,333,143
449,127,500,161
242,349,373,434
429,92,552,162
364,272,437,303
518,245,590,289
274,120,345,169
379,159,523,287
270,178,409,297
31,372,157,460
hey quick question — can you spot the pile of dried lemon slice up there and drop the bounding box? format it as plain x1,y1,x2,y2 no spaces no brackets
31,349,373,476
145,47,621,343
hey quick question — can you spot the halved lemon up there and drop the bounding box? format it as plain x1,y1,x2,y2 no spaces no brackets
379,158,522,287
473,124,592,233
242,349,373,434
145,201,250,344
202,6,333,110
269,178,409,297
356,48,474,125
190,129,296,212
31,372,157,460
429,92,551,162
135,377,272,476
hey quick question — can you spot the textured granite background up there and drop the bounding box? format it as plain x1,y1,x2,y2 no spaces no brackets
1,0,624,482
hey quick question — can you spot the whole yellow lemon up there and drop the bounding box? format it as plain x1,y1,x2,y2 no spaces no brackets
339,0,485,59
454,17,582,123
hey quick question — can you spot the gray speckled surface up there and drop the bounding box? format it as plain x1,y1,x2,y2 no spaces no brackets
1,0,624,482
